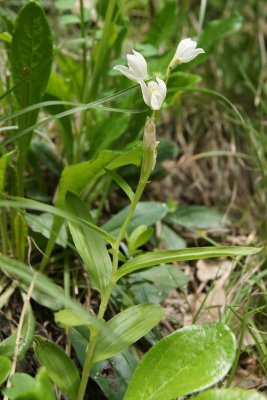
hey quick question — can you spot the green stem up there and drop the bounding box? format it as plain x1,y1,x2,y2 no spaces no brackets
77,329,98,400
77,290,112,400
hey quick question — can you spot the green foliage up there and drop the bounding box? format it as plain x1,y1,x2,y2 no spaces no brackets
65,191,112,294
93,304,166,362
0,2,264,399
194,388,267,400
2,368,56,400
33,336,80,400
0,307,35,360
115,246,261,280
124,323,236,400
103,201,168,236
0,355,11,385
10,1,53,107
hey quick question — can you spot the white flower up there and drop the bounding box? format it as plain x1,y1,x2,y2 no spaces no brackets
139,78,167,110
174,38,205,63
113,49,148,82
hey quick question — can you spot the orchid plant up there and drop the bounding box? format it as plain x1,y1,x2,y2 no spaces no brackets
0,2,263,400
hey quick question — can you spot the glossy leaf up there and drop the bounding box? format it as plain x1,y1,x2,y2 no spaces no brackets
0,355,11,384
65,192,112,294
33,336,80,400
115,246,261,280
194,388,267,400
124,323,236,400
2,367,56,400
93,304,165,362
103,202,168,236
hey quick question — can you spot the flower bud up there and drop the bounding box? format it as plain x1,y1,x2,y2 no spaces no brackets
143,117,159,173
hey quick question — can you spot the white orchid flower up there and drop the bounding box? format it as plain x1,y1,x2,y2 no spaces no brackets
174,38,205,63
113,49,148,82
139,78,167,111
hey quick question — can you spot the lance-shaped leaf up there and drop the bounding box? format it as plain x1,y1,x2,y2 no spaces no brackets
33,336,80,400
10,1,52,107
65,192,112,294
193,388,267,400
93,304,166,362
124,323,236,400
0,253,106,333
9,1,53,173
115,246,261,280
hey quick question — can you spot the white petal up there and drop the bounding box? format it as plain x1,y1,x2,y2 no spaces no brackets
176,38,196,54
113,65,139,81
180,48,205,63
156,78,167,100
150,92,163,110
139,80,151,107
132,50,148,78
127,51,148,81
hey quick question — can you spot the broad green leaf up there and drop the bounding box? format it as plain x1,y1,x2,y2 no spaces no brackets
129,264,188,288
10,1,53,107
103,202,168,236
70,326,137,400
33,336,80,400
124,323,236,400
65,192,112,294
165,205,229,230
0,355,11,384
194,388,267,400
41,146,142,269
93,304,165,362
56,146,142,208
2,367,56,400
9,1,53,191
115,246,261,280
